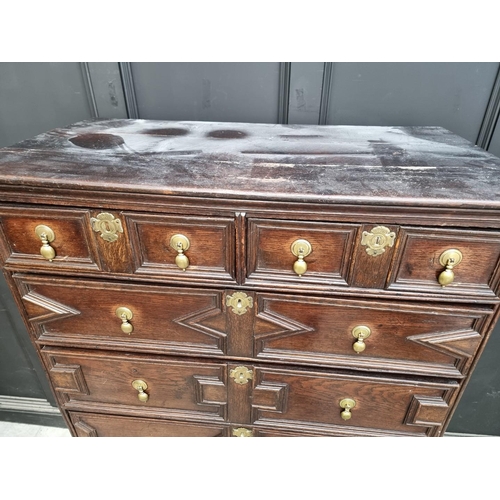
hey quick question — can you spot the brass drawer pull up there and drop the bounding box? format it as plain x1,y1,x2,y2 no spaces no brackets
290,239,312,276
170,234,190,271
438,249,463,287
340,398,356,420
35,225,56,261
132,379,149,402
352,326,371,353
116,307,133,334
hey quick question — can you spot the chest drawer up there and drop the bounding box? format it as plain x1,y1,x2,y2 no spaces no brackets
387,227,500,297
43,348,228,423
246,218,359,285
69,412,229,437
254,293,492,378
0,207,101,272
126,213,235,282
250,366,458,437
16,274,228,356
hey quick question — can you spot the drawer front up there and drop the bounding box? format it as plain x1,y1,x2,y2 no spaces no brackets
0,207,101,272
42,348,228,422
387,227,500,297
127,213,235,282
254,293,492,378
246,218,359,285
67,412,417,437
249,366,458,436
69,412,229,437
15,274,228,356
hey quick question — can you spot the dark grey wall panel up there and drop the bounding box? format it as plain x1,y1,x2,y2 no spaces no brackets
326,62,499,142
288,62,324,125
0,273,53,402
488,121,500,158
86,62,128,119
0,62,93,147
130,62,281,123
447,323,500,435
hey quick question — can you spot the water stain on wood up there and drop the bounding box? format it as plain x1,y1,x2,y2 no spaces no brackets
69,133,124,150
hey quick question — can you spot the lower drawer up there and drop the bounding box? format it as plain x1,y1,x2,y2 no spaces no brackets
43,347,459,437
42,348,228,423
67,412,338,437
67,412,378,437
250,366,459,436
69,412,229,437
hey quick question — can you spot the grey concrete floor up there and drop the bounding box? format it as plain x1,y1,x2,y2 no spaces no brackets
0,421,71,437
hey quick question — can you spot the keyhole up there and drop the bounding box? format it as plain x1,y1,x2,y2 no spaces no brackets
375,236,381,245
237,299,242,309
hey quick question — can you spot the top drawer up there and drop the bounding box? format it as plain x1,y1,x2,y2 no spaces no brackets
0,207,236,283
246,219,500,299
0,207,101,272
386,227,500,298
246,218,359,286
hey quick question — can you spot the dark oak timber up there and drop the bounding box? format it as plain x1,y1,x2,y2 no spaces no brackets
1,119,500,437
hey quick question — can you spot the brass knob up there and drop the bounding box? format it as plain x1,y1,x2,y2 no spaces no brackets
35,225,56,261
438,249,463,287
339,398,356,421
116,307,133,334
132,379,148,403
352,325,371,353
170,234,190,271
290,239,312,277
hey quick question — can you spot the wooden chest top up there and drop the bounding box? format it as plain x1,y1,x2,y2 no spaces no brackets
0,119,499,208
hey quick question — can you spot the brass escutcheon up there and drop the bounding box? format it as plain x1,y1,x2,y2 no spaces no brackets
339,398,356,421
438,249,463,287
116,306,133,334
35,225,56,261
170,234,190,271
352,325,371,353
226,292,253,315
230,366,253,385
90,213,123,242
290,239,312,276
361,226,395,256
232,428,253,437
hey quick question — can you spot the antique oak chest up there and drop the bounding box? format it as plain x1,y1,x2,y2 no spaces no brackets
1,119,500,437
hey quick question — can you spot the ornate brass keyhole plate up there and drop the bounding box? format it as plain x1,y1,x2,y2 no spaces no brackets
226,292,253,315
361,226,395,256
230,366,253,384
91,213,123,242
232,428,253,437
